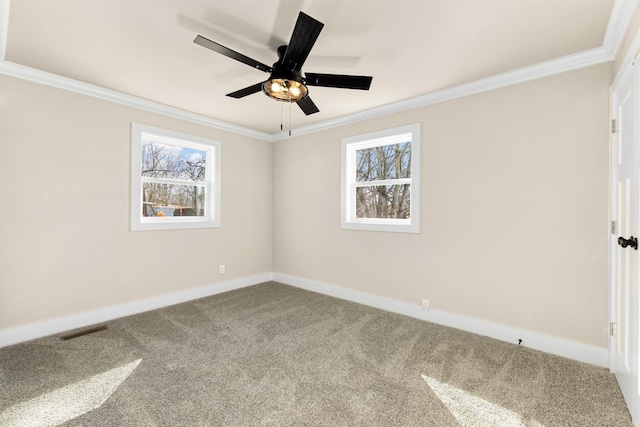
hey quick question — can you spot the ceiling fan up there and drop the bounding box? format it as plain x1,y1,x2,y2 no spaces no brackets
193,11,373,116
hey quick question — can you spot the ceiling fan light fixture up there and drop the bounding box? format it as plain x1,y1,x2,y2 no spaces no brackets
263,78,308,102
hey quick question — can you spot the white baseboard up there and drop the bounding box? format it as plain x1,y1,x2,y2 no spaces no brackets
0,273,273,348
273,273,609,368
1,272,609,368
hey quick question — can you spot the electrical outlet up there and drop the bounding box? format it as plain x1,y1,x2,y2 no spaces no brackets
219,264,226,275
422,299,430,311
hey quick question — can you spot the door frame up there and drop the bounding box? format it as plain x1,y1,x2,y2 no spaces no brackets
610,36,640,425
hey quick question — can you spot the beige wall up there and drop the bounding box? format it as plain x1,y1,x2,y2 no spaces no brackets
0,59,613,349
0,75,273,329
273,64,612,348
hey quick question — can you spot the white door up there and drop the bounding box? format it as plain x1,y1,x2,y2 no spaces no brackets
611,61,640,424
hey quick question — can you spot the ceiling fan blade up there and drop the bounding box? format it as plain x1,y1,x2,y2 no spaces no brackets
297,96,320,115
194,35,272,73
305,73,373,90
226,82,265,99
282,12,324,71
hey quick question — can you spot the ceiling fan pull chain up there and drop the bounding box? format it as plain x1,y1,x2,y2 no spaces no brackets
280,102,283,131
289,100,292,137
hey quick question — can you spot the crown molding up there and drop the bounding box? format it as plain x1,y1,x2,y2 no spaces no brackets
603,0,640,56
0,0,273,141
0,60,274,141
273,47,612,141
0,0,633,141
0,0,9,61
611,22,640,91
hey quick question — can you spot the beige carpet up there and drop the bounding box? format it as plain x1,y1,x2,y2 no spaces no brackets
0,282,632,426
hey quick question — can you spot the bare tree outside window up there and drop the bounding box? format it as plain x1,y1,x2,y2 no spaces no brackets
131,123,220,231
355,142,411,219
141,142,207,217
341,123,420,233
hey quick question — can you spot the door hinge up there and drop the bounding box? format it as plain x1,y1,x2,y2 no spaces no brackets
612,119,618,134
612,220,617,234
611,322,618,337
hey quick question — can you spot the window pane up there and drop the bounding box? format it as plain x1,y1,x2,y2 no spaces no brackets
142,183,206,217
141,141,207,182
355,185,411,219
356,141,411,182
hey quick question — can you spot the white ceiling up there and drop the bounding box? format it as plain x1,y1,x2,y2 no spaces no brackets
0,0,635,137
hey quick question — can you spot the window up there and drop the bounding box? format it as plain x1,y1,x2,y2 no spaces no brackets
130,123,221,231
341,123,420,233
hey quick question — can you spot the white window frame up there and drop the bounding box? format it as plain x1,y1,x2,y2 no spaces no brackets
341,123,420,233
130,123,221,231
